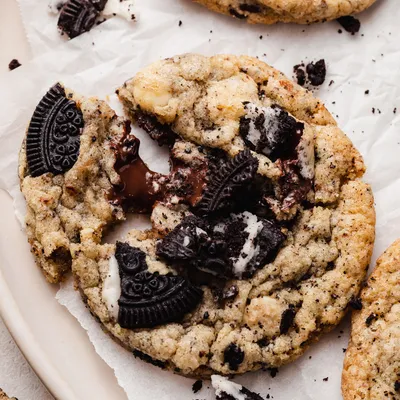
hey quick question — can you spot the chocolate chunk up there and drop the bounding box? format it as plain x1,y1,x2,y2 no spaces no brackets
197,149,258,216
132,349,167,369
229,7,247,19
306,60,326,86
395,380,400,392
8,59,21,71
192,380,203,394
349,296,363,310
337,16,361,35
280,305,297,334
365,312,378,327
223,285,239,302
293,64,306,86
26,83,83,177
58,0,107,39
135,109,177,147
116,243,203,329
223,343,245,371
239,4,261,13
239,104,303,161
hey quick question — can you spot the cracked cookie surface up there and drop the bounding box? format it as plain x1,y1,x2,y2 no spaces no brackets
67,54,376,377
342,240,400,400
193,0,377,24
19,84,126,283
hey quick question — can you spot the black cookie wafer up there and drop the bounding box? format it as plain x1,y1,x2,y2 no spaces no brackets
26,83,83,177
115,242,203,329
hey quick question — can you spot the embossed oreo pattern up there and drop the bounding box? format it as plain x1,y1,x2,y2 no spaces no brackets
26,83,83,177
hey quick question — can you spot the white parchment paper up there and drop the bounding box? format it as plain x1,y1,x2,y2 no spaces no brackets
3,0,400,398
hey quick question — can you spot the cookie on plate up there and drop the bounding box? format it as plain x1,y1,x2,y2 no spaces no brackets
342,240,400,400
69,53,375,377
193,0,377,24
19,83,126,283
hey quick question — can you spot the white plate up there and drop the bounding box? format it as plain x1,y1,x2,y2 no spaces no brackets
0,2,127,399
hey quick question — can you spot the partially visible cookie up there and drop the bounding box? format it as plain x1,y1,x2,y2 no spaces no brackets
19,83,126,283
342,240,400,400
0,389,17,400
193,0,377,24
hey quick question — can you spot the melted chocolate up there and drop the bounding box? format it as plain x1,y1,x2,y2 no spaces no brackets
110,125,208,212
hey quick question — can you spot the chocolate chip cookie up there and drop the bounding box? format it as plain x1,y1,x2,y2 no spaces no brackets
342,240,400,400
19,83,126,283
193,0,377,24
68,54,376,377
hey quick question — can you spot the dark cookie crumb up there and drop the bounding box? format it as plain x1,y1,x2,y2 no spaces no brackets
239,3,261,13
279,305,297,334
306,60,326,86
8,59,21,71
365,90,370,95
337,16,361,35
349,296,363,310
365,312,378,327
192,380,203,394
323,377,329,382
229,7,247,19
269,367,279,378
395,380,400,392
293,64,306,86
224,343,245,371
179,20,182,26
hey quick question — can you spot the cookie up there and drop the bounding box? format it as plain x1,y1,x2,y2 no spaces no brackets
67,53,376,377
192,0,377,24
0,389,16,400
211,375,264,399
19,83,126,283
342,240,400,400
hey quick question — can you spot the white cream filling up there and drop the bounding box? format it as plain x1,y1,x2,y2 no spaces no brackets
296,132,315,180
102,255,121,321
103,0,136,21
211,375,246,400
231,212,263,277
244,104,281,155
183,236,190,247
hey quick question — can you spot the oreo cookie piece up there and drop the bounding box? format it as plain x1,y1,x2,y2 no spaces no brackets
211,375,265,400
239,103,303,161
116,242,203,329
306,60,327,87
156,211,285,279
26,83,83,177
58,0,107,39
337,16,361,35
197,149,258,216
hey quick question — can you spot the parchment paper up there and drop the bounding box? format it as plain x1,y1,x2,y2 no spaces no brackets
2,0,399,398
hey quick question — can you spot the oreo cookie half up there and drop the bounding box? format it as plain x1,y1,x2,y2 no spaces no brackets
26,83,83,177
58,0,107,39
115,242,203,329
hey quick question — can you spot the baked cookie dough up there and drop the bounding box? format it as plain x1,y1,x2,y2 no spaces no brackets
193,0,377,24
342,240,400,400
68,54,376,376
19,83,126,283
0,389,16,400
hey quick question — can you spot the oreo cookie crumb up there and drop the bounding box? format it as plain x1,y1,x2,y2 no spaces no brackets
293,64,306,86
323,377,329,382
337,16,361,35
223,343,245,371
229,7,247,19
192,380,203,393
269,367,279,378
306,60,326,86
179,20,182,26
280,305,297,334
395,380,400,392
8,59,21,71
239,3,261,13
349,296,363,310
365,90,370,94
365,312,378,327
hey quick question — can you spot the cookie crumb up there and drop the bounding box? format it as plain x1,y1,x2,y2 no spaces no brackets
337,16,361,35
192,380,203,394
8,59,21,71
179,20,182,26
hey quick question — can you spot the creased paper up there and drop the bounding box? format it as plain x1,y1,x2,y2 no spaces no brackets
2,0,399,399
